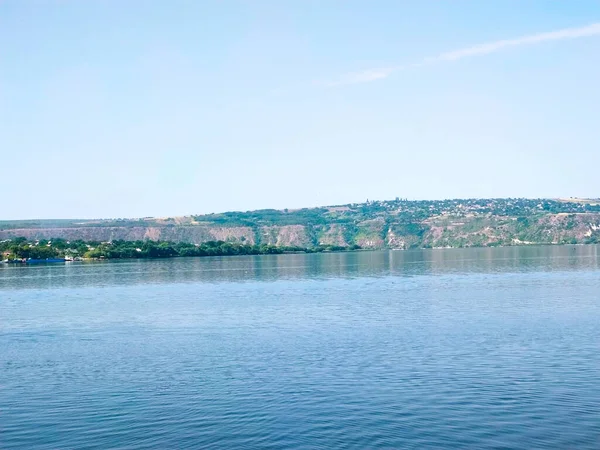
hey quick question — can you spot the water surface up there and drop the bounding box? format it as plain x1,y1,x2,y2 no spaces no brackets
1,246,600,448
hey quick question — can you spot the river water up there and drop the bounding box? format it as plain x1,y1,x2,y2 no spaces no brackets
1,246,599,448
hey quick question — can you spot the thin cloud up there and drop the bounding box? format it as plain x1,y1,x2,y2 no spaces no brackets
328,22,600,86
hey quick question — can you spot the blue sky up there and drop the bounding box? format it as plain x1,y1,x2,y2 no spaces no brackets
1,1,600,219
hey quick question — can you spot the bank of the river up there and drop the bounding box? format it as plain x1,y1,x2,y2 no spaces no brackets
0,238,362,262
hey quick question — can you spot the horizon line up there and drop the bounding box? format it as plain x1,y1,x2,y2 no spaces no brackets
1,196,598,222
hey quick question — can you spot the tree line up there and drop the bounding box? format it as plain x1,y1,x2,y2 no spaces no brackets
0,238,361,260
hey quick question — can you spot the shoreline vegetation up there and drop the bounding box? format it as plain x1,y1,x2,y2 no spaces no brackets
0,238,362,262
0,236,598,263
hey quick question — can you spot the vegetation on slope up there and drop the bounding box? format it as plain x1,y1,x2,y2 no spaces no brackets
1,198,599,250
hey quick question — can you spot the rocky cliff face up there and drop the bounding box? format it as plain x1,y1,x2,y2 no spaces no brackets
0,226,256,245
259,225,313,247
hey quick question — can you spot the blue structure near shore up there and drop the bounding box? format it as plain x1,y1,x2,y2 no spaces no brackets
5,258,66,264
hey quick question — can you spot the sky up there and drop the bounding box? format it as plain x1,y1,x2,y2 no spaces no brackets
1,1,600,220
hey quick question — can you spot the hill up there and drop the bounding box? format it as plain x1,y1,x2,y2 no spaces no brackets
1,198,600,249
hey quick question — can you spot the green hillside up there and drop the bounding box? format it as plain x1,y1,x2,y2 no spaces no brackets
1,198,600,250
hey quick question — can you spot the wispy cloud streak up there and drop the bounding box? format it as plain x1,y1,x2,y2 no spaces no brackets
328,22,600,86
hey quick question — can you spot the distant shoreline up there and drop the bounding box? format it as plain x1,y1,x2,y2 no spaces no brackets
1,198,599,251
0,239,362,262
2,238,597,265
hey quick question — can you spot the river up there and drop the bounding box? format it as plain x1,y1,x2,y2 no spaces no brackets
1,246,599,448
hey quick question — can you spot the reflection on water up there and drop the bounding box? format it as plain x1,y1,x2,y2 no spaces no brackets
1,245,598,290
1,245,600,449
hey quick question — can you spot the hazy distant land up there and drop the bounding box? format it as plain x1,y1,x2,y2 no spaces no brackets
1,198,599,260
